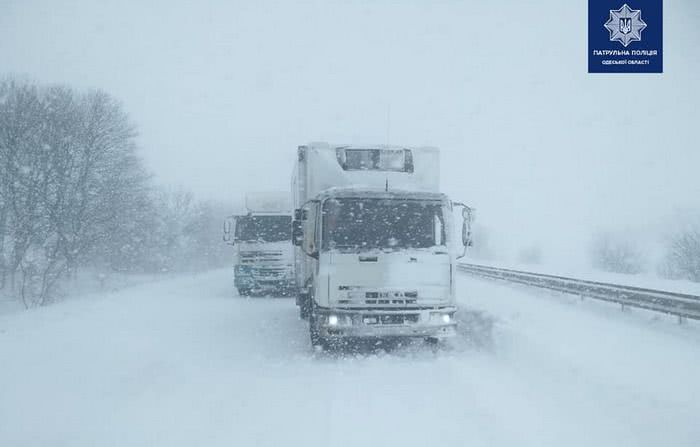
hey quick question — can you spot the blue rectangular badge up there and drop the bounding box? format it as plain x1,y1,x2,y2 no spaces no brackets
588,1,663,73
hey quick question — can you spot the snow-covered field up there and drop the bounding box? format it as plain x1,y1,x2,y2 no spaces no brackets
1,269,699,447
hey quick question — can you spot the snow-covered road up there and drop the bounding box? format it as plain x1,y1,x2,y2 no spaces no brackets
1,270,699,446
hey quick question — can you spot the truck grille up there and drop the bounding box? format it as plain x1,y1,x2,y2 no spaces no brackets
239,251,285,265
333,287,443,309
352,289,418,306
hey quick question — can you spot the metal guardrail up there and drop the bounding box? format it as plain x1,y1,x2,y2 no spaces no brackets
458,263,700,322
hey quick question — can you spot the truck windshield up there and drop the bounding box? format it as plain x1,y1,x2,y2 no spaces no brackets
235,215,291,243
322,198,446,252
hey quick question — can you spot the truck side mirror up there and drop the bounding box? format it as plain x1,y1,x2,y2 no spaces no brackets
223,216,237,245
452,202,475,257
292,220,303,246
462,221,472,247
223,219,233,245
461,206,474,247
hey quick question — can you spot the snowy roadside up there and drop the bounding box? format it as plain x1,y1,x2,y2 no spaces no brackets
460,276,700,446
0,269,186,316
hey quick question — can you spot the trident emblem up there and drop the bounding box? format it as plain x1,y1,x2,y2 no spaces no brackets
619,17,632,34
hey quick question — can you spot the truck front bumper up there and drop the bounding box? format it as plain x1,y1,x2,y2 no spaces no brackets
314,307,457,339
234,266,295,292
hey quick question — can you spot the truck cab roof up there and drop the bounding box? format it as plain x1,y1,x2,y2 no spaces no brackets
314,187,449,203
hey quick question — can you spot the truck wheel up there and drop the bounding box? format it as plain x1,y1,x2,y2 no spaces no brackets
425,337,441,353
309,307,327,349
299,293,310,320
310,327,323,349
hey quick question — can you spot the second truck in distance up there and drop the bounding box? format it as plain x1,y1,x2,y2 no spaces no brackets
223,192,294,296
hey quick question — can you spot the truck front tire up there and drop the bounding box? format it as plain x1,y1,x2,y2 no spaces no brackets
309,303,329,350
299,293,311,320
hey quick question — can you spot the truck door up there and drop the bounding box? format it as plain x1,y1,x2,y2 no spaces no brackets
302,201,321,288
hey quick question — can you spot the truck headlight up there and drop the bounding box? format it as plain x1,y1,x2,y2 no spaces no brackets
431,312,454,324
328,315,339,326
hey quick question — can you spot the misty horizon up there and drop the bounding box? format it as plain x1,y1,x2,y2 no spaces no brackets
2,0,699,266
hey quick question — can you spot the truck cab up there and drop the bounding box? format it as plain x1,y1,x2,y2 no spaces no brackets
223,193,294,296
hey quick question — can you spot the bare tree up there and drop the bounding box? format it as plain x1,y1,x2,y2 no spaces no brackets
590,231,645,274
0,79,50,296
664,223,700,282
49,90,138,276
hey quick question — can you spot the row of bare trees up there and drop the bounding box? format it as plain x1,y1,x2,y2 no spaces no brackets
468,223,699,282
0,78,228,307
589,225,700,281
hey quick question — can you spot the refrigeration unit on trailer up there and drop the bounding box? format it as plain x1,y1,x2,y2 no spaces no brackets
291,142,474,348
223,192,294,296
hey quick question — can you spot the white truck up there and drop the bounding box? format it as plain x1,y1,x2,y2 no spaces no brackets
291,143,473,348
223,192,295,296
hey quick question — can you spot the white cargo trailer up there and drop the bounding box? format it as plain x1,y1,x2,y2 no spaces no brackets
291,143,473,348
223,192,294,296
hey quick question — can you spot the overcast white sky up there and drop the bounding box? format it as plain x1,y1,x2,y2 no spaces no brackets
2,0,699,265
